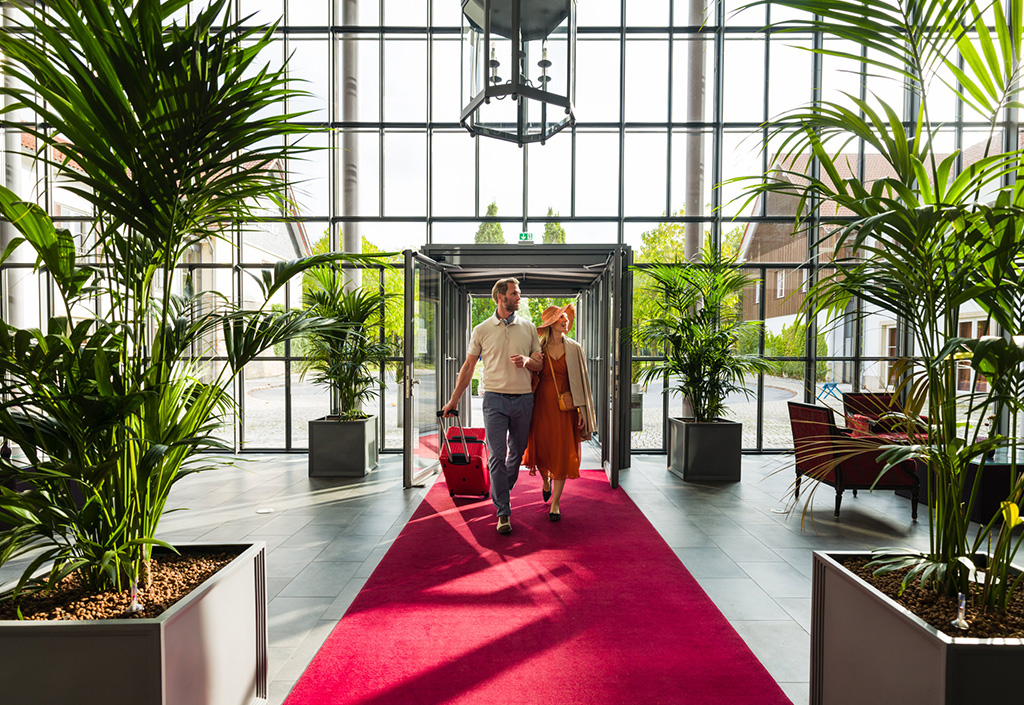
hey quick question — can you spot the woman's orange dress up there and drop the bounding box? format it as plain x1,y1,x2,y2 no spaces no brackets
524,353,581,480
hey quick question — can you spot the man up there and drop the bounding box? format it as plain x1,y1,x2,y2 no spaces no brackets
442,278,542,534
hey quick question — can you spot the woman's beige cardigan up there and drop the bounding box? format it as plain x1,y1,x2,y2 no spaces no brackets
562,337,597,441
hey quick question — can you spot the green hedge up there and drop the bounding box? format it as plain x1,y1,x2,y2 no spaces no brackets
737,321,827,381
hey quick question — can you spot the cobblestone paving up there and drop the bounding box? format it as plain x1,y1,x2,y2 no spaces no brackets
238,373,815,452
629,375,811,451
240,372,988,453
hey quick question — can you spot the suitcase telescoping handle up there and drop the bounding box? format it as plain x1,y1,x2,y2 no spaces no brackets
437,409,471,465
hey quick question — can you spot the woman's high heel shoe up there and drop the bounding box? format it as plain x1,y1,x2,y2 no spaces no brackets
542,485,552,502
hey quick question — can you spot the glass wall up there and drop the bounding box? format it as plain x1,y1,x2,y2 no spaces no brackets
3,0,996,453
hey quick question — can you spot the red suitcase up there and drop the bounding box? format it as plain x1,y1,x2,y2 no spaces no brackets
437,411,490,499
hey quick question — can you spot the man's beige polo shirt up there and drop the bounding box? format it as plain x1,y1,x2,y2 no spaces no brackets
468,314,540,395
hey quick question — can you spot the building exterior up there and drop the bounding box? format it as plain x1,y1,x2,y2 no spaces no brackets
738,150,992,392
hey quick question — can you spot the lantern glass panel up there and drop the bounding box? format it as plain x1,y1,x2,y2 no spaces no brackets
460,0,576,144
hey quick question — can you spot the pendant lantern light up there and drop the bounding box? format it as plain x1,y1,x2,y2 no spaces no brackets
460,0,576,146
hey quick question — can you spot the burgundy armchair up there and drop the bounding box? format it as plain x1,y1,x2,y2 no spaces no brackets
788,401,920,520
842,391,924,443
843,391,895,431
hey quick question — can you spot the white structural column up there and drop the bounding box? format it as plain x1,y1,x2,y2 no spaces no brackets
684,0,706,260
341,0,361,289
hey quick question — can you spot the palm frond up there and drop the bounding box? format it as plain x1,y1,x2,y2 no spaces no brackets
0,0,343,593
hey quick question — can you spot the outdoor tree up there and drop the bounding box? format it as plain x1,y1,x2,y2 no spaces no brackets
352,234,404,409
634,213,686,364
637,211,743,264
526,296,576,337
764,321,828,381
543,207,566,244
360,236,404,350
470,201,506,331
634,213,748,379
474,201,505,243
531,209,571,325
637,210,686,264
283,232,401,357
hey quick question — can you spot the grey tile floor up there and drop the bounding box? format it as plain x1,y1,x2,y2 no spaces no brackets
1,448,936,705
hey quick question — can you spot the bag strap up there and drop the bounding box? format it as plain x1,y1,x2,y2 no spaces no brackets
547,348,563,397
547,347,573,410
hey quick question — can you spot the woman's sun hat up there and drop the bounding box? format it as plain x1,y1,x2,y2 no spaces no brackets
537,302,575,331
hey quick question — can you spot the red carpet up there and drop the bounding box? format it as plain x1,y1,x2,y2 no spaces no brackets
284,469,792,705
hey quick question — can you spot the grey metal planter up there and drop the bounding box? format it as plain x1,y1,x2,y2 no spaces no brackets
0,542,268,705
667,417,741,482
308,414,379,477
811,550,1024,705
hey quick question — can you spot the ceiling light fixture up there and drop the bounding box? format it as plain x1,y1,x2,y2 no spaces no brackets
460,0,576,146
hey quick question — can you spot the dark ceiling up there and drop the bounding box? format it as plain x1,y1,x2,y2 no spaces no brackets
420,244,623,297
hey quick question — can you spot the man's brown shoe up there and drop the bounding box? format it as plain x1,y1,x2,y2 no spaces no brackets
496,516,512,534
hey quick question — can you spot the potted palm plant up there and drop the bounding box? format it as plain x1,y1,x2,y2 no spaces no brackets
0,2,375,703
631,241,776,481
737,0,1024,701
301,265,397,477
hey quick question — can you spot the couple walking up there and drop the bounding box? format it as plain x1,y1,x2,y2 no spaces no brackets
441,278,597,534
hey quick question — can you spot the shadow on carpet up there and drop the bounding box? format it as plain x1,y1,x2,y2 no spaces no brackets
284,468,792,705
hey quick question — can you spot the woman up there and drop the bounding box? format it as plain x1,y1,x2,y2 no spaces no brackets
523,303,597,521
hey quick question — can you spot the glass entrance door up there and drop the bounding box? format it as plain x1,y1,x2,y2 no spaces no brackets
577,246,632,488
609,246,633,482
404,244,630,488
403,251,443,488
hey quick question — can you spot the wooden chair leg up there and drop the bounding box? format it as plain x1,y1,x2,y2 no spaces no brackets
835,488,843,518
795,473,801,499
911,482,919,522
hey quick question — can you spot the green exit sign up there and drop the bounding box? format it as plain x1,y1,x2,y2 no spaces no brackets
518,231,534,244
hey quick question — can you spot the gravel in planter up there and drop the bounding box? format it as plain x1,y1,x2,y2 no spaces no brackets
0,551,238,621
844,557,1024,639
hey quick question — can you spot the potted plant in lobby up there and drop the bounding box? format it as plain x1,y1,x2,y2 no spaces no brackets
0,2,375,703
631,241,776,481
301,265,397,477
736,0,1024,701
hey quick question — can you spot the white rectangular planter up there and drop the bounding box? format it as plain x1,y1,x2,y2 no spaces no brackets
811,550,1024,705
0,542,268,705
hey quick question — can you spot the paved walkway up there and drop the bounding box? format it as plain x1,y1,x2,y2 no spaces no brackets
629,375,829,451
242,371,988,454
240,373,837,453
